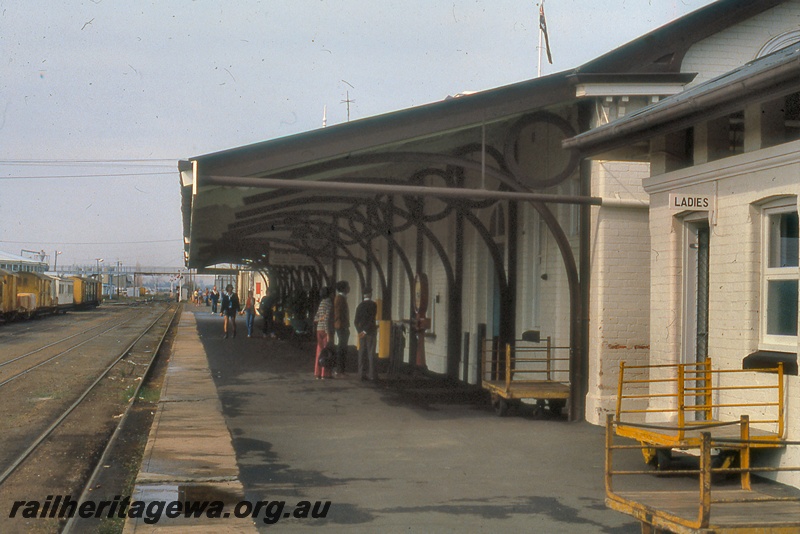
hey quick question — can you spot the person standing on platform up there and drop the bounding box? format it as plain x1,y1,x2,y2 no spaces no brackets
313,287,333,379
333,280,350,376
259,286,276,337
221,284,240,339
354,287,378,381
242,289,256,338
210,286,220,314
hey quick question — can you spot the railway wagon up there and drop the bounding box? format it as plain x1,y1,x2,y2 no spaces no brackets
16,271,53,317
71,275,102,308
0,268,18,321
47,274,75,312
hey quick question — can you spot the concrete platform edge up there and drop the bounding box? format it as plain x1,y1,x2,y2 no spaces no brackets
122,310,255,533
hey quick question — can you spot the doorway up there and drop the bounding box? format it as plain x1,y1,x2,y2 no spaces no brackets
682,217,710,419
683,219,710,365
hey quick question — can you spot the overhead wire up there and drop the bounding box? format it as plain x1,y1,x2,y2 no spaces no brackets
0,239,181,245
0,158,176,179
0,158,176,164
0,171,174,180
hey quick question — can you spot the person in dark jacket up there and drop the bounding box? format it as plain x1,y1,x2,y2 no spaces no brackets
353,287,378,381
333,280,350,375
259,287,276,337
220,284,240,339
210,286,220,313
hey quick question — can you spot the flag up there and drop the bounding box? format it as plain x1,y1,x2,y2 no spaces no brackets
539,3,553,64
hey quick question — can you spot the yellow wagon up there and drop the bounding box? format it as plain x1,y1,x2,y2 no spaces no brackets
604,414,800,533
481,331,570,416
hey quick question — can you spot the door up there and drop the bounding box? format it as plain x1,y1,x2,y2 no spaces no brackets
683,219,710,419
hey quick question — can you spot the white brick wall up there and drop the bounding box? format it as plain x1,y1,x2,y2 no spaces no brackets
646,140,800,485
586,160,652,424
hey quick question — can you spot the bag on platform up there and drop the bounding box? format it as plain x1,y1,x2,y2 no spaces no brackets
318,347,336,368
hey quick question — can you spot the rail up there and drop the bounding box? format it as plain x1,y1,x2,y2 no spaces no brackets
63,303,180,533
605,414,800,532
616,358,785,444
0,304,177,486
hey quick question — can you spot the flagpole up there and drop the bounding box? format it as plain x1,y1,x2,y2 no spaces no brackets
537,1,543,77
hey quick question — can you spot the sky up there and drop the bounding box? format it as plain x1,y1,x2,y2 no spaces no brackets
0,0,717,270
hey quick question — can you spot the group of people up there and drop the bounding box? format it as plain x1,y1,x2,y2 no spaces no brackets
213,280,379,382
313,280,378,382
213,283,281,340
191,287,220,307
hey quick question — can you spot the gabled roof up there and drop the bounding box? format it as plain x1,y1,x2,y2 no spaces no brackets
575,0,784,74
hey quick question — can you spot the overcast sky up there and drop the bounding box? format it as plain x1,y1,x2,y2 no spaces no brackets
0,0,716,269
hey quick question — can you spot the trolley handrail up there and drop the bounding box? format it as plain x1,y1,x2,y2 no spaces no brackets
616,358,785,440
480,336,570,385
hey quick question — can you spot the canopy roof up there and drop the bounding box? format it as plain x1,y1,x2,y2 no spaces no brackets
180,0,783,269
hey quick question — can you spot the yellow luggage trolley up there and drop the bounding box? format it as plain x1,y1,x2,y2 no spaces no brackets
481,331,570,417
604,414,800,533
615,358,785,469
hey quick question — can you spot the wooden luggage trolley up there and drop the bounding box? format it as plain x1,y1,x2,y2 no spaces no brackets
605,414,800,533
614,358,786,469
480,331,570,416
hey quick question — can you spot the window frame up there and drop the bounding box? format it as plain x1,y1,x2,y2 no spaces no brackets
760,198,800,349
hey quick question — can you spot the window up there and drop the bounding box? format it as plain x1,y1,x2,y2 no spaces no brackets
786,92,800,143
762,201,799,346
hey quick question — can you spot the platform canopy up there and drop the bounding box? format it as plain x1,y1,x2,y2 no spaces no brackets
180,73,587,272
179,0,777,272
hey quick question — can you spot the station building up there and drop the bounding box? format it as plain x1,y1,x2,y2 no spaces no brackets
0,251,48,274
567,4,800,485
180,1,800,425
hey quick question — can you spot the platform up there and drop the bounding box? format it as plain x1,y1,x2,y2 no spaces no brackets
123,311,254,533
122,307,643,532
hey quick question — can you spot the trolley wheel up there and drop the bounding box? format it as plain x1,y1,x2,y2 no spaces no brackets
493,397,510,417
655,448,672,471
549,399,566,416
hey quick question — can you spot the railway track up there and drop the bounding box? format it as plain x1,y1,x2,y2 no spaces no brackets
0,312,146,386
0,311,106,343
0,301,180,533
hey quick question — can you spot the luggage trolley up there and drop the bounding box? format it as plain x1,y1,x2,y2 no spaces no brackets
481,330,571,416
604,414,800,533
614,358,786,469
